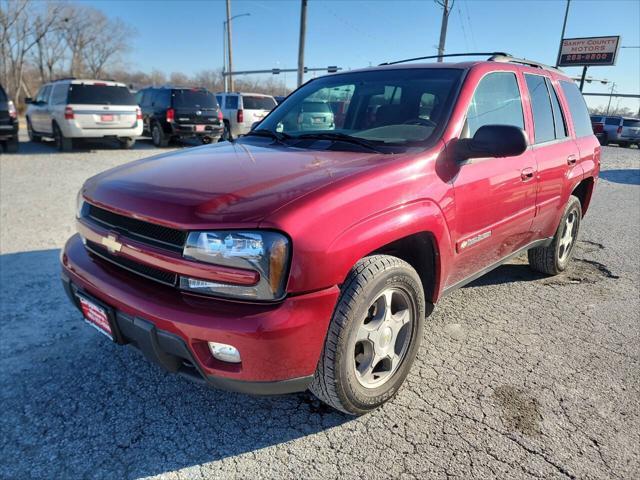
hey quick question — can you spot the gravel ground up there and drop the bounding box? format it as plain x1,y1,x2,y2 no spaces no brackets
1,137,639,479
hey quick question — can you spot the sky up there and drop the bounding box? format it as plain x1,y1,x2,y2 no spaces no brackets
86,0,640,111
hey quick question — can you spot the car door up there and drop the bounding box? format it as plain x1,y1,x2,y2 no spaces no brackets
525,74,578,238
448,70,538,287
32,85,51,132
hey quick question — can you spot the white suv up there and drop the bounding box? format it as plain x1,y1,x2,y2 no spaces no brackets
25,79,143,151
215,92,277,139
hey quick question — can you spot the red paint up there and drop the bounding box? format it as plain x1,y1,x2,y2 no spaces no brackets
63,59,599,386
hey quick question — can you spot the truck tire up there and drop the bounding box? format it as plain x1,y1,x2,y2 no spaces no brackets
118,137,136,149
53,123,73,152
309,255,425,415
151,123,169,148
528,195,582,275
5,138,18,153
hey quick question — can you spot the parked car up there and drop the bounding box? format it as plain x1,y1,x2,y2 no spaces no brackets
590,115,606,144
598,115,640,147
136,87,224,147
62,53,599,415
25,79,142,151
215,92,277,139
0,83,19,153
292,100,335,131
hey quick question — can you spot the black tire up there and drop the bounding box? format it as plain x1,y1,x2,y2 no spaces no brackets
618,141,629,148
5,137,18,153
309,255,425,415
220,121,232,142
118,137,136,149
27,118,41,142
53,123,73,152
151,123,169,147
528,195,582,275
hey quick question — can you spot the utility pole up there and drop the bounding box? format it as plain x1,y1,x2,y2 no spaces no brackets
606,82,616,115
226,0,234,92
555,0,571,67
297,0,308,87
436,0,451,62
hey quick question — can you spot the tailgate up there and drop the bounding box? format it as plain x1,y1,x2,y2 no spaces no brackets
174,108,221,125
72,104,137,129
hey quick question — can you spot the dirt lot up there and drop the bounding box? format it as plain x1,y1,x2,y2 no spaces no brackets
1,137,639,479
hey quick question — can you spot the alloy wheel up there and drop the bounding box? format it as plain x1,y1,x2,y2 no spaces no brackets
558,208,578,261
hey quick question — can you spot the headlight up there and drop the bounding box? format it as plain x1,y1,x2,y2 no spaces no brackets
181,231,290,301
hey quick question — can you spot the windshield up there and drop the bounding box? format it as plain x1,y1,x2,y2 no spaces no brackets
257,68,462,146
243,95,276,110
173,89,217,109
67,84,136,105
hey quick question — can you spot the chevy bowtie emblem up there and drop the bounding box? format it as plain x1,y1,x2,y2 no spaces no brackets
101,234,122,254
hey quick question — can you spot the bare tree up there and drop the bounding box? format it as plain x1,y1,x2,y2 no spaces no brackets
0,0,63,99
31,3,69,83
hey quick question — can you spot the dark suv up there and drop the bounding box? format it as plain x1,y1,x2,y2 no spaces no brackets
136,87,224,147
0,83,19,153
62,53,599,414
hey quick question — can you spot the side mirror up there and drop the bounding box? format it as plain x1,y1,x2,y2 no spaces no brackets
456,125,528,160
24,97,33,104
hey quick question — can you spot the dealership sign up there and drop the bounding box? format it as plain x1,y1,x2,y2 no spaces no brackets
557,36,621,67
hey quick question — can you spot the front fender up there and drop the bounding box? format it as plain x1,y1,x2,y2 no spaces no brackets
297,199,453,300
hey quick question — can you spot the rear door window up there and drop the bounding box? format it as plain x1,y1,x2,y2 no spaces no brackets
466,72,525,137
242,96,276,110
560,81,595,138
546,79,567,139
50,83,68,105
225,95,238,109
525,74,556,144
172,89,218,109
67,84,136,105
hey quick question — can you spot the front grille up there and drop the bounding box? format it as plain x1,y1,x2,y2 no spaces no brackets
86,240,177,287
85,204,187,251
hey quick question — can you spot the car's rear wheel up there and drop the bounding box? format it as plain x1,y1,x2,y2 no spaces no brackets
528,195,582,275
220,121,232,142
151,123,169,148
118,137,135,149
27,118,41,142
53,123,73,152
5,137,18,153
618,141,629,148
310,255,425,415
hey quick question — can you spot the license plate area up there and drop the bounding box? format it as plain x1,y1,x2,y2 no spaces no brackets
76,292,119,342
100,114,114,122
195,124,206,132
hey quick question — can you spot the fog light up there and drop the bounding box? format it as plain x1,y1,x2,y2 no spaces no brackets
208,341,241,363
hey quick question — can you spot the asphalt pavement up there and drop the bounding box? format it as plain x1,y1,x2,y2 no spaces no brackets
1,137,638,479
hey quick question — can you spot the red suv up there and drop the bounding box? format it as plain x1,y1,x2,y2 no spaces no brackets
61,53,599,415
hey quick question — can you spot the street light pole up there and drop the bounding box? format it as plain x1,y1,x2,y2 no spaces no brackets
555,0,571,67
225,0,234,92
436,0,450,63
297,0,308,87
222,12,250,92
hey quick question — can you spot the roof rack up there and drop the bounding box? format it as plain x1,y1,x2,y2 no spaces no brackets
379,52,511,66
379,52,563,73
488,54,562,73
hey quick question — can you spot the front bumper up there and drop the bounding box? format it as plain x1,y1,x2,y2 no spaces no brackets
61,234,339,394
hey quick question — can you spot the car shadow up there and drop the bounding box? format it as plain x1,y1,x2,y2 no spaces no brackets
0,249,350,479
463,262,547,288
599,169,640,186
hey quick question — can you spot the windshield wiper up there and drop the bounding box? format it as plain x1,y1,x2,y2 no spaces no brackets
293,132,385,153
244,129,291,143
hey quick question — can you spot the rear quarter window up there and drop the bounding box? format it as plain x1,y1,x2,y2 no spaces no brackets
67,84,136,105
242,96,276,110
559,81,593,138
225,96,239,110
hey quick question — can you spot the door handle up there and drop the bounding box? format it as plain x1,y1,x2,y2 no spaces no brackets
567,155,577,165
521,167,536,181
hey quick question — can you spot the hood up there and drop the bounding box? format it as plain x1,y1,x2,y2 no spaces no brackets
83,140,392,228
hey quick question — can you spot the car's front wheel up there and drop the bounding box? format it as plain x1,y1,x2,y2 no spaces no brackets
310,255,425,415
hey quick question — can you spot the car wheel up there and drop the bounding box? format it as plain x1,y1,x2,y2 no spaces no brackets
528,195,582,275
118,137,135,149
5,137,19,153
309,255,425,415
53,123,73,152
220,121,232,142
27,118,41,142
151,123,169,148
200,136,212,145
618,141,629,148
